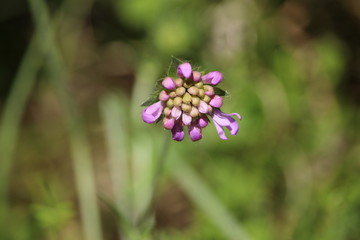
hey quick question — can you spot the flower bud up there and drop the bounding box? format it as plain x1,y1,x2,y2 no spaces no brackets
182,93,192,104
162,77,176,90
181,103,191,112
203,95,211,103
204,85,215,96
169,91,176,98
198,116,209,128
159,90,170,101
190,106,199,117
198,89,205,98
188,86,199,96
163,117,175,130
209,95,223,108
175,87,186,96
174,78,183,87
191,96,200,106
195,82,203,88
166,99,174,108
163,107,172,117
192,71,202,82
174,97,182,107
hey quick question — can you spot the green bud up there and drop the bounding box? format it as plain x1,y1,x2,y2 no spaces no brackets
198,89,205,98
203,95,211,103
188,86,199,96
195,82,203,88
182,103,192,112
183,93,192,104
190,107,199,117
174,97,182,107
175,87,186,96
166,99,174,108
191,96,200,106
169,91,176,98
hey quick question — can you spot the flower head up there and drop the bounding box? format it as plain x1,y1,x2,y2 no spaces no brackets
142,62,241,141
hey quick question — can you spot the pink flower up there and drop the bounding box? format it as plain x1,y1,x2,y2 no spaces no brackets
142,61,241,141
202,71,223,85
210,109,242,140
142,101,163,123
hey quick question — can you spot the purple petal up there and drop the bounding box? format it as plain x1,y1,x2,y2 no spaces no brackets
198,100,209,114
172,124,185,141
163,117,175,130
159,90,170,101
192,71,202,82
209,95,223,108
213,121,228,140
171,107,182,120
210,109,241,139
177,63,192,79
189,125,202,141
142,101,164,123
162,77,176,90
202,71,223,85
182,112,192,125
198,116,209,128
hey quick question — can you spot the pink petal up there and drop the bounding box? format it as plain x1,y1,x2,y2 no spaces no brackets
189,125,202,141
209,95,223,108
171,107,182,120
213,121,228,140
162,77,176,90
198,100,209,114
202,71,223,85
177,63,192,79
210,109,241,139
163,117,175,130
142,101,163,123
172,124,185,141
182,113,192,125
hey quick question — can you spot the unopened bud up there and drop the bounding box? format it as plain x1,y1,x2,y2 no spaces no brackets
203,95,211,103
174,97,182,107
204,85,215,96
169,91,176,98
198,89,205,98
190,107,199,117
192,71,202,82
163,107,172,117
167,99,174,108
195,82,203,88
188,86,199,96
163,117,175,130
174,78,183,87
191,96,200,106
159,90,170,101
175,87,186,96
181,103,192,112
183,93,192,104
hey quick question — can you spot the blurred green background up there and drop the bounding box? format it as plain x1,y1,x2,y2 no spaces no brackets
1,0,360,239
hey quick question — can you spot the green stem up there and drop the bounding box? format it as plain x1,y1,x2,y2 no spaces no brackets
27,0,103,240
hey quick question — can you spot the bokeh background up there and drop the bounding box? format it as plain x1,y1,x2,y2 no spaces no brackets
1,0,360,239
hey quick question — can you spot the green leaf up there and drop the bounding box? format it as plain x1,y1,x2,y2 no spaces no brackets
214,87,228,96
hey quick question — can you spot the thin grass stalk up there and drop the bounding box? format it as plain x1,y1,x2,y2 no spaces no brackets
172,160,251,240
0,38,45,236
27,0,103,239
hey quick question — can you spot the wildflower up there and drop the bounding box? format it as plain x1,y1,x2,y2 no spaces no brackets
141,62,241,141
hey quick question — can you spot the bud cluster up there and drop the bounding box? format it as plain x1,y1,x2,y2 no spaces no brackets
142,62,241,141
